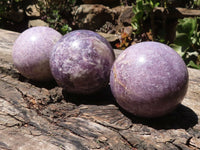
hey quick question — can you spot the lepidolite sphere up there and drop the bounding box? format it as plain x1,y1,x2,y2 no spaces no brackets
50,30,115,94
110,41,188,118
12,26,62,81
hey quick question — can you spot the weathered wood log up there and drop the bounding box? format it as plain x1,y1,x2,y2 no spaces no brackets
0,28,200,150
154,7,200,18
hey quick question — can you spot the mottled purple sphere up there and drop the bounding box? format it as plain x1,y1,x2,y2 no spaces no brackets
12,26,62,81
50,30,115,94
110,41,188,118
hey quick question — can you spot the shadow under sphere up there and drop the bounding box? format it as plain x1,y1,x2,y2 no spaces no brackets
120,104,198,130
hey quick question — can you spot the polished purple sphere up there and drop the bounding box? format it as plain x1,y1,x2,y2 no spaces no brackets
110,41,188,118
50,30,115,94
12,26,62,81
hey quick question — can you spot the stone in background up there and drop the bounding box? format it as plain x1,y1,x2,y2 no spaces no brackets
0,0,135,44
72,4,117,31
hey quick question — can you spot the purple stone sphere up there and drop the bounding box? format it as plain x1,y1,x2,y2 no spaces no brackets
110,41,188,118
12,26,62,81
50,30,115,94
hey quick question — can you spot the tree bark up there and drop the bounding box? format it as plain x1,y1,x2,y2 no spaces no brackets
0,29,200,150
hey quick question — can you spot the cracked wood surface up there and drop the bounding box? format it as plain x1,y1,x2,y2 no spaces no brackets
0,28,200,150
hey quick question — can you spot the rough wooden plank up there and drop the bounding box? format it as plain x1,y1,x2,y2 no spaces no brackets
154,7,200,18
177,7,200,17
0,29,19,62
0,29,200,150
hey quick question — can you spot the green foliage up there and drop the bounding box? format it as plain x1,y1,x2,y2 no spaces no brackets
170,17,200,69
38,0,75,34
132,0,160,34
61,24,72,35
0,0,74,34
189,0,200,8
131,1,200,69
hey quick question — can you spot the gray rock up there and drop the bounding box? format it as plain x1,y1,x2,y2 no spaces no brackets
97,32,119,43
118,6,134,26
26,4,40,17
72,4,116,30
28,19,49,27
82,0,120,6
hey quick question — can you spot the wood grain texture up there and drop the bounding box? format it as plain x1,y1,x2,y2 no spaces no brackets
0,29,200,150
154,7,200,18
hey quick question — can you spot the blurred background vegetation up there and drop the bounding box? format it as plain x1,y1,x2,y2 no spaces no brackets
0,0,77,33
0,0,200,69
130,0,200,69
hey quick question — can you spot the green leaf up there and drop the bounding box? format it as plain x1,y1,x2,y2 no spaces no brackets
134,11,144,21
131,22,138,30
170,44,185,57
154,2,160,7
150,0,153,7
132,6,138,14
61,24,72,34
191,36,197,44
137,0,144,10
174,32,191,49
177,18,197,38
188,60,200,69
